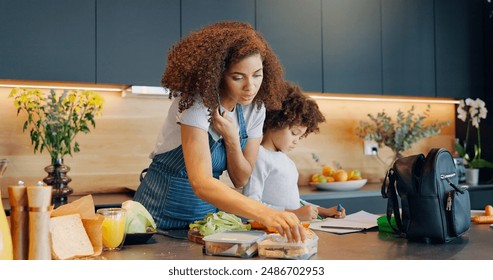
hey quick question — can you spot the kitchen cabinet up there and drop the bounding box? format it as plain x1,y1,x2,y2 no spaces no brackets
181,0,255,37
435,0,484,99
0,0,96,83
0,0,487,99
256,0,323,92
96,0,180,86
381,0,435,96
322,0,382,94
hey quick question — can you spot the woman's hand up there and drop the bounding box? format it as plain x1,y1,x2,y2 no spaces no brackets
319,205,346,219
258,209,306,243
288,205,319,221
211,109,239,143
211,108,261,188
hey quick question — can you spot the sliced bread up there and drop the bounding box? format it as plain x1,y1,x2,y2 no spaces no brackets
50,213,94,260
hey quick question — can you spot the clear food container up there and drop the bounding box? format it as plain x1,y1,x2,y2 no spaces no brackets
202,230,266,258
258,232,319,260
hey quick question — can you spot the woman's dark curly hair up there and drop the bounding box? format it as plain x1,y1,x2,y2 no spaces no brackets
162,21,286,112
263,81,326,138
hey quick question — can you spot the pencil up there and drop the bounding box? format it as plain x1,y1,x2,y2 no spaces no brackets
337,203,343,211
321,225,365,231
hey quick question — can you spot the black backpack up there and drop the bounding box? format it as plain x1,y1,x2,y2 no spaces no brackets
381,148,471,243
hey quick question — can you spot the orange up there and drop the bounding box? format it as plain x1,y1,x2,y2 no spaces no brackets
310,174,320,183
333,169,348,182
326,176,335,182
322,165,334,177
348,169,362,180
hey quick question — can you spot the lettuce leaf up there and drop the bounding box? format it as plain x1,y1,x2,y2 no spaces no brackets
189,211,251,236
122,200,157,234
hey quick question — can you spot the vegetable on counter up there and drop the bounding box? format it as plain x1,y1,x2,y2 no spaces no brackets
485,205,493,216
471,215,493,224
189,211,251,237
471,204,493,224
121,200,157,234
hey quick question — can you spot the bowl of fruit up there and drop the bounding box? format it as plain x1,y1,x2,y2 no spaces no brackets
310,165,367,191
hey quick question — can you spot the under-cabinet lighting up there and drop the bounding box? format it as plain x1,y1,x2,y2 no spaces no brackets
121,86,170,98
307,93,460,105
0,83,124,92
130,86,169,95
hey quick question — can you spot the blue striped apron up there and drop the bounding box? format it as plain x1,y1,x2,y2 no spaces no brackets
134,105,248,229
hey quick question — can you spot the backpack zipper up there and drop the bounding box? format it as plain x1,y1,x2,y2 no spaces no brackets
446,192,452,211
440,172,456,179
440,173,465,194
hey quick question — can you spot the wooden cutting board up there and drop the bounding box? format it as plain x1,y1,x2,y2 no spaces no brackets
187,228,204,245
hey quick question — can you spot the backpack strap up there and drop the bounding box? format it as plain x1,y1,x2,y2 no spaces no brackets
382,168,405,236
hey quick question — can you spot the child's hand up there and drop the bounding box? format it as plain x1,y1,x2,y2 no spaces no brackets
319,205,346,219
290,205,319,221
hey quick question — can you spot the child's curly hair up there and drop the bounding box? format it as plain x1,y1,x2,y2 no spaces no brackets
263,81,326,138
162,21,286,112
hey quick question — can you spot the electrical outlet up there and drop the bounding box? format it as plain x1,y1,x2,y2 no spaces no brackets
364,139,378,156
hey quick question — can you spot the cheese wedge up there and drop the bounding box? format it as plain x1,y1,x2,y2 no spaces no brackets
50,213,94,260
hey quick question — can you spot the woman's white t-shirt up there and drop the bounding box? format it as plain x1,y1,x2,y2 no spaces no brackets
150,96,265,158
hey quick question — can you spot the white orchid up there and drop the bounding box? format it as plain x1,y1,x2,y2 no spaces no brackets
455,98,493,169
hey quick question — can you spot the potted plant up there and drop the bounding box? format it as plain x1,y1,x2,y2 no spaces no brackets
9,88,104,206
454,98,493,185
356,105,450,164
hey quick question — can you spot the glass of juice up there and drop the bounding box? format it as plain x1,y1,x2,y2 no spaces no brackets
97,208,127,251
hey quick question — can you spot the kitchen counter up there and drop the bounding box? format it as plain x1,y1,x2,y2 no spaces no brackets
98,223,493,260
2,186,493,260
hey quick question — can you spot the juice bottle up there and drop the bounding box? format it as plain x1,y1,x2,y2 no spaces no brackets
0,190,14,260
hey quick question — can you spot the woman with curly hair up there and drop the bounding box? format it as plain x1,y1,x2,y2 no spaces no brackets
134,21,305,242
243,81,346,220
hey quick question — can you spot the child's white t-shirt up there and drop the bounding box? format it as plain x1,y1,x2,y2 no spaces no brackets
243,146,301,210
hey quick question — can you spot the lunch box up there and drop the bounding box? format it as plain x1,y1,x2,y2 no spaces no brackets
202,230,266,258
257,232,319,260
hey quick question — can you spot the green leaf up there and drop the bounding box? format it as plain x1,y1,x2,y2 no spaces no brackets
189,211,251,236
454,142,466,158
469,158,493,169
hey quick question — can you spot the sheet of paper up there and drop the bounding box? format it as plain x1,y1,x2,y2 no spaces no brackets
310,210,380,234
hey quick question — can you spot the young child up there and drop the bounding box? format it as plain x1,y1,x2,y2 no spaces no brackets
243,81,346,221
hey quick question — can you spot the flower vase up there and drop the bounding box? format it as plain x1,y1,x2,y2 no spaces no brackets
43,158,73,208
465,168,479,186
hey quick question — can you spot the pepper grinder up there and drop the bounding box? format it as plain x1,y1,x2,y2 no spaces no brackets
27,182,52,260
8,181,29,260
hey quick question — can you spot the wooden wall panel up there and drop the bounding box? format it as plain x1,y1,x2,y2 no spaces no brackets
0,88,455,197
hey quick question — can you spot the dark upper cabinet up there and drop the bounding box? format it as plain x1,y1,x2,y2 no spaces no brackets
256,0,323,92
0,0,96,83
96,0,180,86
0,0,486,99
435,0,484,99
322,0,382,94
181,0,255,37
381,0,435,96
